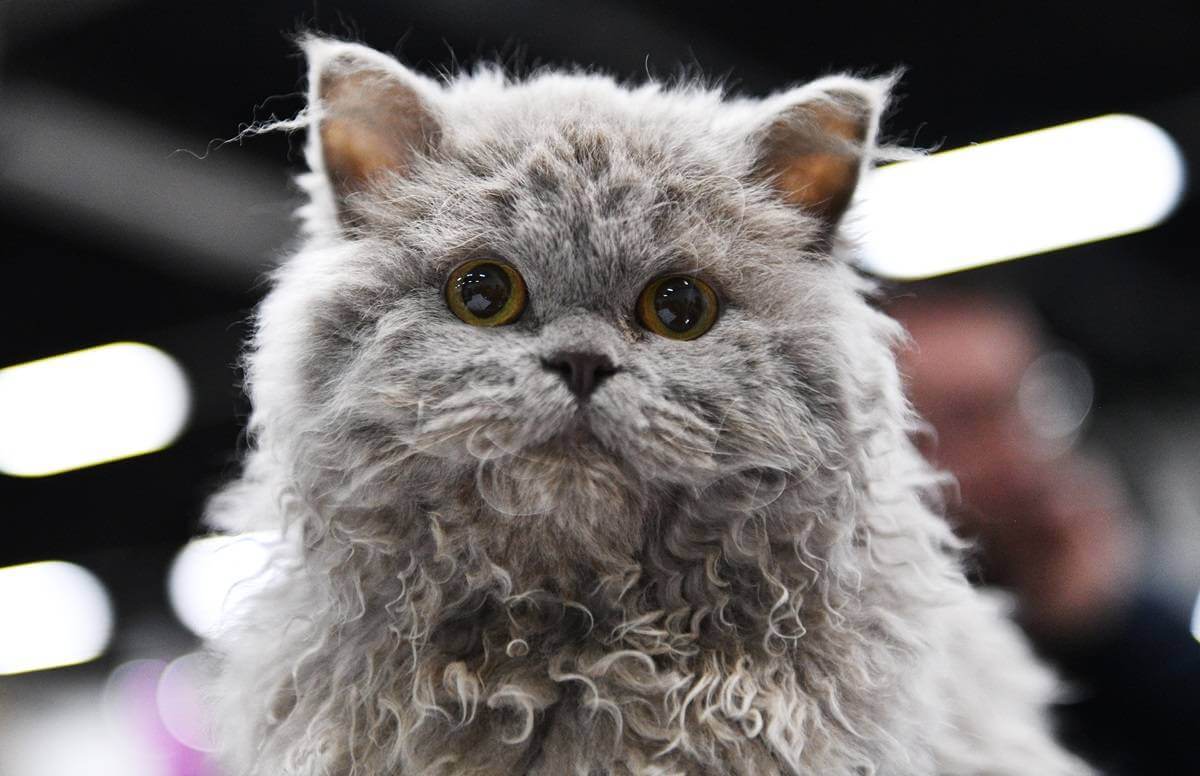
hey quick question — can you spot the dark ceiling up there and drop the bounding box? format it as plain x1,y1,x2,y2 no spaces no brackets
2,0,1197,570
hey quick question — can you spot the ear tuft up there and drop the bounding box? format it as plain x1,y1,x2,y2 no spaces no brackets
302,37,442,216
751,76,891,233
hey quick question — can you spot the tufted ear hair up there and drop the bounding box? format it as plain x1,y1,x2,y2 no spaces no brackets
750,75,891,235
302,37,443,223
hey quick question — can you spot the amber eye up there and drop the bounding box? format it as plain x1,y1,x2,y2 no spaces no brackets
636,275,719,340
445,259,528,326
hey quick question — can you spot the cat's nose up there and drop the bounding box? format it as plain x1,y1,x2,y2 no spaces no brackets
541,351,618,400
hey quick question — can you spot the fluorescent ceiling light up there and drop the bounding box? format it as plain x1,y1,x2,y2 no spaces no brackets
854,114,1187,279
0,81,291,286
2,683,174,776
1192,587,1200,644
0,342,190,477
0,561,114,675
167,533,281,637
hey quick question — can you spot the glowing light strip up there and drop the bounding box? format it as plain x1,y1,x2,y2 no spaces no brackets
168,532,281,637
1192,586,1200,644
0,342,191,477
0,561,114,675
855,114,1186,279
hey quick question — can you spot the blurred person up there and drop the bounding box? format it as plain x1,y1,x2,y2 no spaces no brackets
892,289,1200,774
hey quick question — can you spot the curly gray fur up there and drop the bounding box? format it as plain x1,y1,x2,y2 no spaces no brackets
206,37,1092,776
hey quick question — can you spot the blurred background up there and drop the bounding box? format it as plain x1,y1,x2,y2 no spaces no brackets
1,1,1197,774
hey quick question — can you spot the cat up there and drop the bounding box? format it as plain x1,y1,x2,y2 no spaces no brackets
206,35,1092,776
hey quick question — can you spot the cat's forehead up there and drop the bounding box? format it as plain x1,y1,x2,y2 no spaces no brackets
418,81,795,281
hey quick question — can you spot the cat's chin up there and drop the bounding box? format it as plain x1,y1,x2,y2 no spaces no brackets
462,437,648,587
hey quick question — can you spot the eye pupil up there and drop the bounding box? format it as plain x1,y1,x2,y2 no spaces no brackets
446,259,527,326
653,277,706,333
457,263,511,319
637,273,718,340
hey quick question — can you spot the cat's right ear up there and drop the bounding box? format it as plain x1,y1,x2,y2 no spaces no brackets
302,38,443,223
747,75,892,240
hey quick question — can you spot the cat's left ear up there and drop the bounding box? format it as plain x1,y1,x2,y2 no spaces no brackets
302,37,443,219
749,76,891,235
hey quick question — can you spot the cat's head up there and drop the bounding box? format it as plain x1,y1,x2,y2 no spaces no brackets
244,38,902,591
